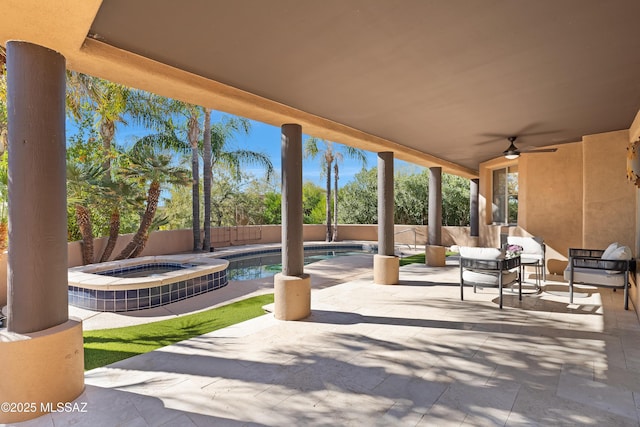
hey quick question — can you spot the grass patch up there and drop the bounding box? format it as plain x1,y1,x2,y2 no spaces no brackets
400,253,425,266
83,293,274,370
399,251,458,266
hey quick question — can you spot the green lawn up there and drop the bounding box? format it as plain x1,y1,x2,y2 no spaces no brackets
399,253,426,266
83,293,274,370
399,251,457,266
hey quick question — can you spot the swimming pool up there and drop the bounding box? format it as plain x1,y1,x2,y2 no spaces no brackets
68,256,228,312
67,244,374,312
223,246,374,281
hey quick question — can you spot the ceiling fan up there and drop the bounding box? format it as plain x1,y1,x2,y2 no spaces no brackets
503,136,557,159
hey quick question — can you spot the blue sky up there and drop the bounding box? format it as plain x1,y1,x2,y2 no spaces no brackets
67,109,423,189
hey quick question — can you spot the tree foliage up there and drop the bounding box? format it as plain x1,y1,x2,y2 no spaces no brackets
339,167,470,226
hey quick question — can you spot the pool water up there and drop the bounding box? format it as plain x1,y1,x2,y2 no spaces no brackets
96,263,194,279
226,249,371,281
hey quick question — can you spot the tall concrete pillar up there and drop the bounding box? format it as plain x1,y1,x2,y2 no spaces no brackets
426,167,446,266
470,178,480,238
428,167,442,246
1,41,84,424
274,124,310,320
374,152,399,284
7,42,68,334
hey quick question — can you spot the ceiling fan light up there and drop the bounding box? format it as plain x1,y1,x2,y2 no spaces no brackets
503,140,520,159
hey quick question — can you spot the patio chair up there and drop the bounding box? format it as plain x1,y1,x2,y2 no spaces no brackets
459,247,521,309
507,236,546,282
564,243,635,310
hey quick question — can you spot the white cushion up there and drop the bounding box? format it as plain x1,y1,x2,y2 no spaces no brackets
601,242,621,260
602,245,632,261
507,236,544,256
459,246,503,260
463,269,518,286
564,267,626,287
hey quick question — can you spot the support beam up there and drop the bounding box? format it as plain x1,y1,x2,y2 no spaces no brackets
274,124,310,320
1,40,84,424
426,167,446,266
6,41,68,334
470,178,480,238
428,167,442,246
378,152,395,256
374,152,399,284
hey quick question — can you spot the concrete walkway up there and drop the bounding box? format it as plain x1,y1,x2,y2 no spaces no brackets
15,260,640,426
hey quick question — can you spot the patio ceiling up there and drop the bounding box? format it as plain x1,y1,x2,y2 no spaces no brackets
2,0,640,177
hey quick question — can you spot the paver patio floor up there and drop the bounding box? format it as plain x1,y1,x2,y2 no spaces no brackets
16,259,640,426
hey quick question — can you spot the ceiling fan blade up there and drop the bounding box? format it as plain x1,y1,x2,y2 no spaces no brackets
522,148,558,154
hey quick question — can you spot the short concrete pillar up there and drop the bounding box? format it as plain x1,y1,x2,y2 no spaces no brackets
0,320,85,424
274,273,311,321
425,245,446,267
374,254,400,285
276,124,310,320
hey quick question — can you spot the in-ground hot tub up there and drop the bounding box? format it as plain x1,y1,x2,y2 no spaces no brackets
68,255,229,312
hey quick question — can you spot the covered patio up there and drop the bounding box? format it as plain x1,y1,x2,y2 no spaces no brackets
18,261,640,426
1,0,640,424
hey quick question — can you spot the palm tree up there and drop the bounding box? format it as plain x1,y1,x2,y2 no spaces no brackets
305,138,368,241
332,146,367,240
304,138,336,241
66,162,106,264
65,74,168,182
98,178,141,262
201,114,273,248
160,100,204,251
202,108,212,250
114,144,190,260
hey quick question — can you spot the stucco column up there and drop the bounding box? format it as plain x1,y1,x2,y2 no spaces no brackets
470,178,479,238
374,152,399,284
1,41,84,424
426,167,445,266
7,41,68,334
428,167,442,246
274,124,310,320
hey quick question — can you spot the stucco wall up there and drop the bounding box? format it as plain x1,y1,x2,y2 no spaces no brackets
582,130,635,251
479,128,637,276
518,141,584,266
64,224,474,267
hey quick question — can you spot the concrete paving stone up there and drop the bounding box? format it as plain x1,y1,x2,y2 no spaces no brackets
372,371,449,413
13,254,640,426
310,389,395,426
557,370,638,421
594,362,640,394
510,384,639,426
434,378,520,424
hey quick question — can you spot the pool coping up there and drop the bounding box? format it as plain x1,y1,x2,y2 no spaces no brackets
68,255,229,291
208,241,377,261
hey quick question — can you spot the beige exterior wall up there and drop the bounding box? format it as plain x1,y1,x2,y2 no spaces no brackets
518,141,584,266
63,224,474,268
582,130,635,250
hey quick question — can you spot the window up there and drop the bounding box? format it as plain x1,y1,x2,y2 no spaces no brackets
492,166,518,225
